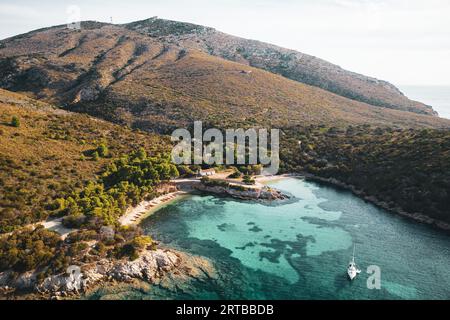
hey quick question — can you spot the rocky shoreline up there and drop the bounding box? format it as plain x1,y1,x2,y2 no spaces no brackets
0,248,217,300
194,182,290,201
301,173,450,232
4,172,447,299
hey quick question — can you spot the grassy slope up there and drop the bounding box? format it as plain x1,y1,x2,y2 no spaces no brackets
0,89,170,232
1,25,450,134
125,18,436,115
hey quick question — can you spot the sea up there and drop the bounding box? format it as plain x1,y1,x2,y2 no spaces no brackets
399,85,450,119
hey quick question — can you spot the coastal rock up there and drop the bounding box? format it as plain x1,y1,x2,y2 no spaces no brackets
38,272,81,294
0,271,13,287
195,184,289,201
15,271,37,291
0,248,207,298
109,249,180,282
151,251,217,294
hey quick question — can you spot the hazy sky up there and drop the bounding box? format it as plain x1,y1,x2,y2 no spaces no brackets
1,0,449,86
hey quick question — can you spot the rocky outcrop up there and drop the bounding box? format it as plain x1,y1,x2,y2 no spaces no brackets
0,248,217,298
73,86,101,103
195,183,289,201
108,249,179,282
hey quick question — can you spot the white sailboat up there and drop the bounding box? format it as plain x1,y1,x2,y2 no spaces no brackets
347,244,361,280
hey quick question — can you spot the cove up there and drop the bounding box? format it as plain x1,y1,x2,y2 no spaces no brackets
92,178,450,300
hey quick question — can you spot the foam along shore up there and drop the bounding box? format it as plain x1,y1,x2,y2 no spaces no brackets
119,191,187,226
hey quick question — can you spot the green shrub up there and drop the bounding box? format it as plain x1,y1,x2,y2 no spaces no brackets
200,176,211,184
92,151,99,161
243,175,256,185
97,143,109,157
11,116,20,128
116,235,154,260
228,170,242,179
229,184,247,191
0,227,62,272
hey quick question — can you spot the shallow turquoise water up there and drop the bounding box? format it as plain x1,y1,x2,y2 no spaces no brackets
94,178,450,300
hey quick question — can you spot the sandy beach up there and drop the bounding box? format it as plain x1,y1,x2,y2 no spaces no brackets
119,191,188,226
254,174,296,185
119,174,294,226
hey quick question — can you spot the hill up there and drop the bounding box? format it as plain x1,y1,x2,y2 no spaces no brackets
0,89,170,232
125,17,437,115
0,20,448,134
281,125,450,227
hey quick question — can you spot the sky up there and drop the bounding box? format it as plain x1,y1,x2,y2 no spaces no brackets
0,0,449,87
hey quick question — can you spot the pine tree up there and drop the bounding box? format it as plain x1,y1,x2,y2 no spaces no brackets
92,151,100,161
11,116,20,127
97,144,109,157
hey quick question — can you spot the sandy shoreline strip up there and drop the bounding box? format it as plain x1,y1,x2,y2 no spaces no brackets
255,173,297,185
119,174,295,227
119,191,188,226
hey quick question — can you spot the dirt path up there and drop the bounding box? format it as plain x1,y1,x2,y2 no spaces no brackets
41,218,75,240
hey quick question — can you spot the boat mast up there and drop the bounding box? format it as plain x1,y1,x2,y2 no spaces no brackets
352,244,356,263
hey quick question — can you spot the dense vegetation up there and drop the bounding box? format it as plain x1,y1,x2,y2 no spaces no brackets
0,226,62,273
0,145,177,274
0,90,177,275
57,148,179,228
1,88,449,284
0,224,154,274
0,90,171,233
280,125,450,224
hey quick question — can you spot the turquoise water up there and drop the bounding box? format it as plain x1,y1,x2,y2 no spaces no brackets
93,178,450,300
399,85,450,119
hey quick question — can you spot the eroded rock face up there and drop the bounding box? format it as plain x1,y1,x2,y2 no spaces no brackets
73,86,101,103
195,184,289,201
109,250,174,282
0,248,216,298
0,271,13,287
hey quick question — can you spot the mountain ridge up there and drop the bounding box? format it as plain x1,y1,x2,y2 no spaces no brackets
0,18,448,134
123,17,437,116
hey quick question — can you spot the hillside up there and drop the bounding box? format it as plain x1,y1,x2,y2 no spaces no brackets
0,89,189,285
0,20,448,135
0,89,171,232
1,17,449,299
0,20,449,232
125,18,437,116
281,125,450,227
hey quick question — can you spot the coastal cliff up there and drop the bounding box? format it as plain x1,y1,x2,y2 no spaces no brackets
0,248,216,299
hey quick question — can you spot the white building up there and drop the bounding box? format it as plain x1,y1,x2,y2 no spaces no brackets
198,169,216,177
